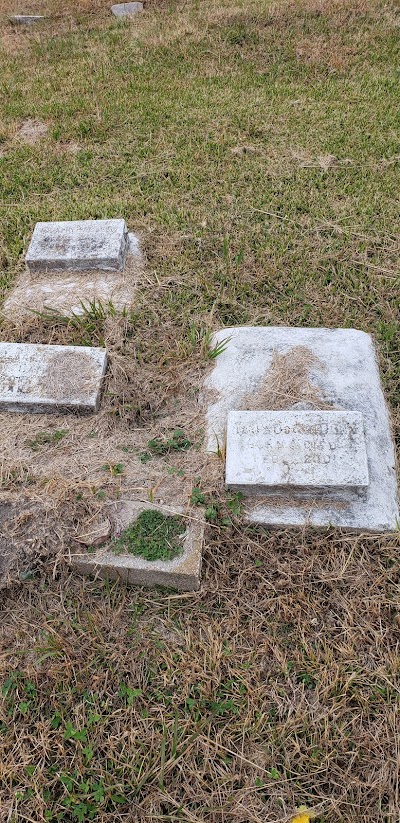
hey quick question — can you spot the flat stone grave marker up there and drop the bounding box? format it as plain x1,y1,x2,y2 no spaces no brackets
26,219,128,272
226,410,369,494
10,14,45,23
205,326,399,531
0,342,107,413
111,2,143,16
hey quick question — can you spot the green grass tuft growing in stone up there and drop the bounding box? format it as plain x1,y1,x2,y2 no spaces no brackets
113,509,185,562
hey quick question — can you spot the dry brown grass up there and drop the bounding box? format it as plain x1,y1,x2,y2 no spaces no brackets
242,347,331,411
0,302,220,584
0,527,399,821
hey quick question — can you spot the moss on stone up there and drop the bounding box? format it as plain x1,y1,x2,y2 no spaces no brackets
113,509,185,562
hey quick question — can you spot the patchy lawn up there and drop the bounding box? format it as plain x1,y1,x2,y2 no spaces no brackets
0,0,399,821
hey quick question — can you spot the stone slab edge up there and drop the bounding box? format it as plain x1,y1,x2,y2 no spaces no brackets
9,15,45,22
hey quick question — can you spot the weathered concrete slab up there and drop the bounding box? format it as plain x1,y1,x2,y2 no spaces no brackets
0,342,107,413
226,410,369,494
71,502,203,591
205,327,399,531
9,14,45,23
111,2,143,16
26,219,128,272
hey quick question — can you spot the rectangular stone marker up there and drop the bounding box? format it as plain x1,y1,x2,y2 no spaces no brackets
26,219,128,272
10,14,45,23
226,410,369,494
0,342,107,413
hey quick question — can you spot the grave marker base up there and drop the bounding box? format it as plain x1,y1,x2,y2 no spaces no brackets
205,326,399,532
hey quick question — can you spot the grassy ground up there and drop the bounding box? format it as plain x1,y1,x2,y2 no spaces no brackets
0,0,399,820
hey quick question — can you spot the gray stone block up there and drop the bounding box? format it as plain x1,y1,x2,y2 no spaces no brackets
0,342,107,413
71,502,203,591
226,410,369,494
205,326,399,531
26,219,128,272
111,2,143,16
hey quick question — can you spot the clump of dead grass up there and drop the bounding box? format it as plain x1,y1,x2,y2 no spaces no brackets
242,346,332,411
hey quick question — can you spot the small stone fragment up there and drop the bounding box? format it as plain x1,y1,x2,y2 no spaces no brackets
77,519,111,547
111,2,143,17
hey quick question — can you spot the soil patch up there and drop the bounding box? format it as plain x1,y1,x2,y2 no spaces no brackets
16,119,48,144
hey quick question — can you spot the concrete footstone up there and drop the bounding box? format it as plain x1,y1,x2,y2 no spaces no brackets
0,342,107,413
3,224,141,320
9,14,45,23
71,502,203,591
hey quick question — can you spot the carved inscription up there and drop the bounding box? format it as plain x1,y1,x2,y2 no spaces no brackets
226,410,369,490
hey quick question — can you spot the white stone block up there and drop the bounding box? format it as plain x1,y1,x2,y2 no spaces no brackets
111,2,143,16
205,326,399,531
26,219,128,272
9,14,45,23
226,410,369,493
0,342,107,413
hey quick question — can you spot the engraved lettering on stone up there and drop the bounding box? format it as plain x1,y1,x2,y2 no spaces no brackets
226,410,369,491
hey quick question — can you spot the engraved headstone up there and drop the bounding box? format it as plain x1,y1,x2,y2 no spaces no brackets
26,219,128,272
226,410,369,494
0,342,107,413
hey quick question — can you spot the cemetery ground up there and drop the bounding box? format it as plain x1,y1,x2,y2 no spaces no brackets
0,0,399,820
